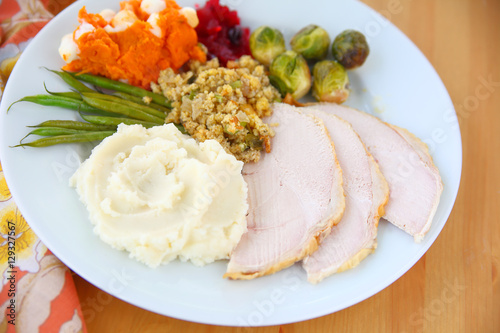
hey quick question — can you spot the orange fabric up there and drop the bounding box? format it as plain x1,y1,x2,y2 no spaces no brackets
0,1,87,332
0,0,21,21
38,270,85,332
2,21,48,45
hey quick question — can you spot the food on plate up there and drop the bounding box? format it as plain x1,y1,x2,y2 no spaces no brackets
257,26,370,103
249,25,286,66
59,0,206,89
151,56,280,163
195,0,251,66
8,70,178,147
8,0,444,281
80,92,165,122
66,71,172,108
14,131,116,148
224,105,345,279
79,113,172,130
310,103,443,242
312,60,350,103
299,105,389,283
15,120,117,148
331,29,370,69
9,93,107,115
290,24,330,61
29,120,116,132
269,50,311,100
69,123,248,268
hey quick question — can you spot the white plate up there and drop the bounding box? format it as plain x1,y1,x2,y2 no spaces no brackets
0,0,462,326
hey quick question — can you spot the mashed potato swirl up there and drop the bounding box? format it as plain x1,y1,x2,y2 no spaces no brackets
70,124,248,267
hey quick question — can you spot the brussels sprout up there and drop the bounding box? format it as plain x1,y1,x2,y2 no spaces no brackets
249,26,286,66
312,60,350,103
290,24,330,60
269,50,312,100
331,29,370,69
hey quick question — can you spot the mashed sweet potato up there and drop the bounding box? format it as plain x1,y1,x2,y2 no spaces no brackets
61,0,206,89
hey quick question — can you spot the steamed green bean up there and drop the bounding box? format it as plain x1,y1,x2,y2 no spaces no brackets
30,120,116,131
68,72,172,108
8,95,105,114
81,92,167,119
25,127,87,137
81,95,165,123
80,114,161,128
46,68,94,93
15,131,115,147
112,91,171,114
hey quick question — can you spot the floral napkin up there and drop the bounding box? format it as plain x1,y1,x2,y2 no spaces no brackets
0,0,87,332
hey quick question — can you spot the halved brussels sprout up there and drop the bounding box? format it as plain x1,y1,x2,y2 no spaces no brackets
290,24,330,60
312,60,350,103
269,50,312,100
249,26,286,66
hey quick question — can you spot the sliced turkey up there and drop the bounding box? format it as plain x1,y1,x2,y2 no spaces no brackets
224,105,345,279
299,106,389,283
307,103,443,242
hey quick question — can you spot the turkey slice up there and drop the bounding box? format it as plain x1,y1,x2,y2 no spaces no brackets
300,106,389,283
308,103,443,242
224,104,345,279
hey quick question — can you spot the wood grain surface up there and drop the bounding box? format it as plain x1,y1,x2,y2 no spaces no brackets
73,0,500,332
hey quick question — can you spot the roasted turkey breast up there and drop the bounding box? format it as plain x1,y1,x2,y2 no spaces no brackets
310,103,443,242
300,106,389,283
224,105,345,279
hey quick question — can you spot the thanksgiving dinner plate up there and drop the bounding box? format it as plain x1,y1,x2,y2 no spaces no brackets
0,0,462,326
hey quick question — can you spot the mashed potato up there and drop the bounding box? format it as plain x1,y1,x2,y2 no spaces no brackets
70,124,248,268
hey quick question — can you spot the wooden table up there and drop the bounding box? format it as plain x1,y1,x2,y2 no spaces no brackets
73,0,500,331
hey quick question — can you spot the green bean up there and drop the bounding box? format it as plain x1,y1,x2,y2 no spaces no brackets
43,82,82,100
68,72,172,108
81,92,166,119
46,68,95,93
80,113,186,133
81,95,165,124
112,91,171,114
25,127,87,137
8,95,107,114
80,114,161,128
175,123,187,134
14,131,115,148
46,90,82,100
29,120,116,131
